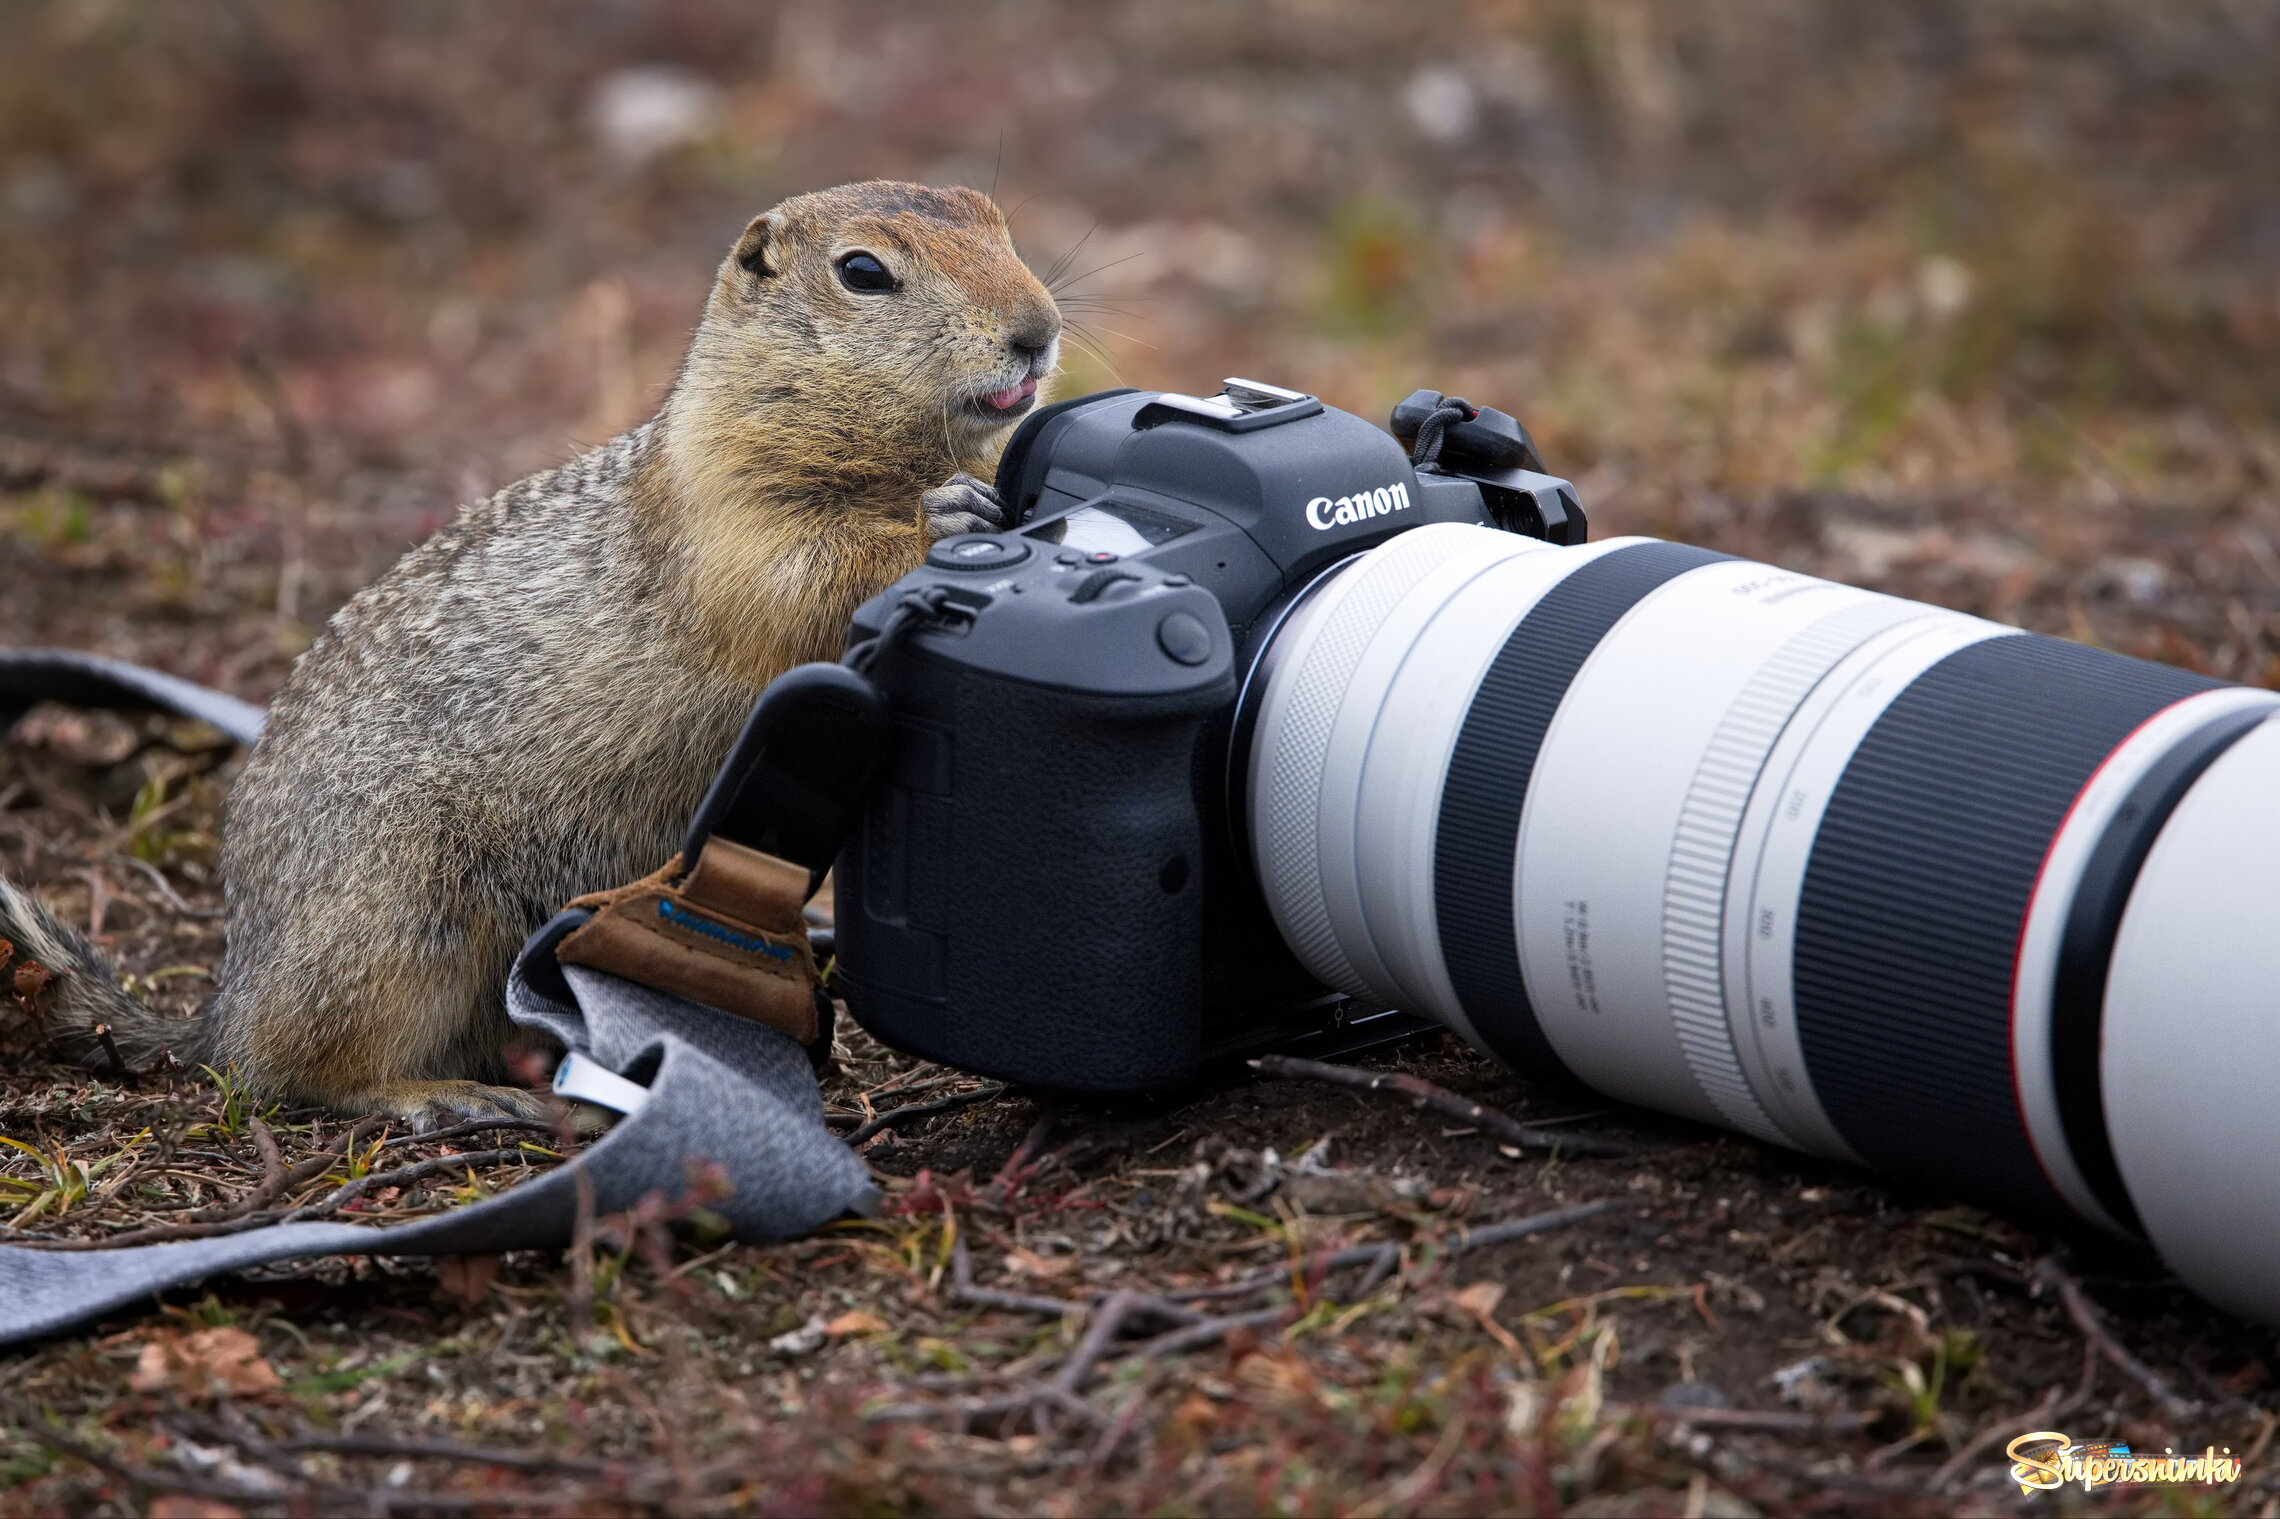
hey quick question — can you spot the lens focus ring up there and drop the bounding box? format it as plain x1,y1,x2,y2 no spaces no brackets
1659,597,1930,1145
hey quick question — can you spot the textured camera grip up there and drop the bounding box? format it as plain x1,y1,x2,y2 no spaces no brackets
837,657,1232,1092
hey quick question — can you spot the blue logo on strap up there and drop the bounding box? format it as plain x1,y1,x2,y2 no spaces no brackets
657,899,794,961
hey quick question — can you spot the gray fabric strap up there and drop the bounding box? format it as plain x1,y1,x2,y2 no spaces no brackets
0,956,878,1348
0,648,267,746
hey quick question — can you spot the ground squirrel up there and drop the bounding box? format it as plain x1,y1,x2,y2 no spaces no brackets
1,180,1060,1127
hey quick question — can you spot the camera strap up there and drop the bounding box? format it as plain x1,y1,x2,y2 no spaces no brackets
0,651,888,1348
0,647,267,746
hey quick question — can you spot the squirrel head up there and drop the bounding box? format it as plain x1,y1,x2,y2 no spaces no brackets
664,181,1061,517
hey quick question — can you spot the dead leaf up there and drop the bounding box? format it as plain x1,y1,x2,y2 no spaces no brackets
128,1341,174,1391
1450,1280,1528,1361
1234,1348,1323,1407
128,1327,279,1399
1003,1247,1077,1280
1452,1280,1505,1317
824,1309,886,1337
12,958,53,1005
435,1253,501,1305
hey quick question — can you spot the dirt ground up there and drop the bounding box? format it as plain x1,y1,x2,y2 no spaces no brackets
4,3,2279,1514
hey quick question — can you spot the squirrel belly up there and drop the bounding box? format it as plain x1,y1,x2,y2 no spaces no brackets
6,181,1060,1130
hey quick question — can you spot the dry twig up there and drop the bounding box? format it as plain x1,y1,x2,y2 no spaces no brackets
2032,1255,2197,1422
284,1146,536,1221
15,1410,272,1505
1252,1054,1634,1157
950,1237,1089,1318
113,854,224,919
1452,1201,1621,1251
1629,1403,1879,1434
1172,1199,1619,1304
929,1248,1286,1432
837,1082,1005,1146
217,1114,283,1219
238,1425,621,1478
1124,1305,1288,1364
1051,1291,1153,1396
1170,1241,1400,1303
378,1116,554,1151
923,1199,1619,1437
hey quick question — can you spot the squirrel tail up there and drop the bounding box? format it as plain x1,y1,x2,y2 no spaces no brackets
0,876,204,1073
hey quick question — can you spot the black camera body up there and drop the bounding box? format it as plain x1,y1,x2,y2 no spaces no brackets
833,380,1584,1093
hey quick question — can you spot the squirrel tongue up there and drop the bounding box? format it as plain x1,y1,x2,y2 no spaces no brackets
981,377,1038,411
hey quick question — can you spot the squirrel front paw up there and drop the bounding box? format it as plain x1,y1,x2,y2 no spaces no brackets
922,473,1009,540
358,1079,552,1134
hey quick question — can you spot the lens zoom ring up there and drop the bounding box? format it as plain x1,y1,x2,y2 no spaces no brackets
1435,541,1730,1077
1261,529,1474,993
1793,633,2222,1219
1661,598,1928,1146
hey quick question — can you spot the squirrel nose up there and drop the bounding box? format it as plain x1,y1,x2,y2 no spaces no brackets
1007,318,1058,366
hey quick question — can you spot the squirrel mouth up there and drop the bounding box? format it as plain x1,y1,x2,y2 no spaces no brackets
973,376,1038,417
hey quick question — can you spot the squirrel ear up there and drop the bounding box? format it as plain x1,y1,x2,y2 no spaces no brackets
734,212,785,277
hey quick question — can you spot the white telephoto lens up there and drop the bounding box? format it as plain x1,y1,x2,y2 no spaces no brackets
1248,523,2280,1321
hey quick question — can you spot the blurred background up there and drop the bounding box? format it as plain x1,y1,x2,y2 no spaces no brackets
2,0,2276,698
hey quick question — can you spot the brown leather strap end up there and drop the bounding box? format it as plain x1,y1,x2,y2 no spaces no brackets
555,837,819,1043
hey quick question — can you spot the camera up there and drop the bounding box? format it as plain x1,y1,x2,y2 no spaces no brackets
814,378,2280,1322
833,379,1582,1094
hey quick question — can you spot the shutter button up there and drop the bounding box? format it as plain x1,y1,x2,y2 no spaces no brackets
1156,611,1213,666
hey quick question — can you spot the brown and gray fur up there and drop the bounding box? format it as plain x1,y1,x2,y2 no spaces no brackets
1,181,1059,1127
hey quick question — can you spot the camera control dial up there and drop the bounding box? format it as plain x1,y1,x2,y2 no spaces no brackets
926,535,1031,572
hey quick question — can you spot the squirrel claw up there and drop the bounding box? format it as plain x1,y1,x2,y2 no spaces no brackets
922,472,1008,540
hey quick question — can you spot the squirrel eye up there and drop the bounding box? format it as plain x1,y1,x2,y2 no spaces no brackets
836,252,898,293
